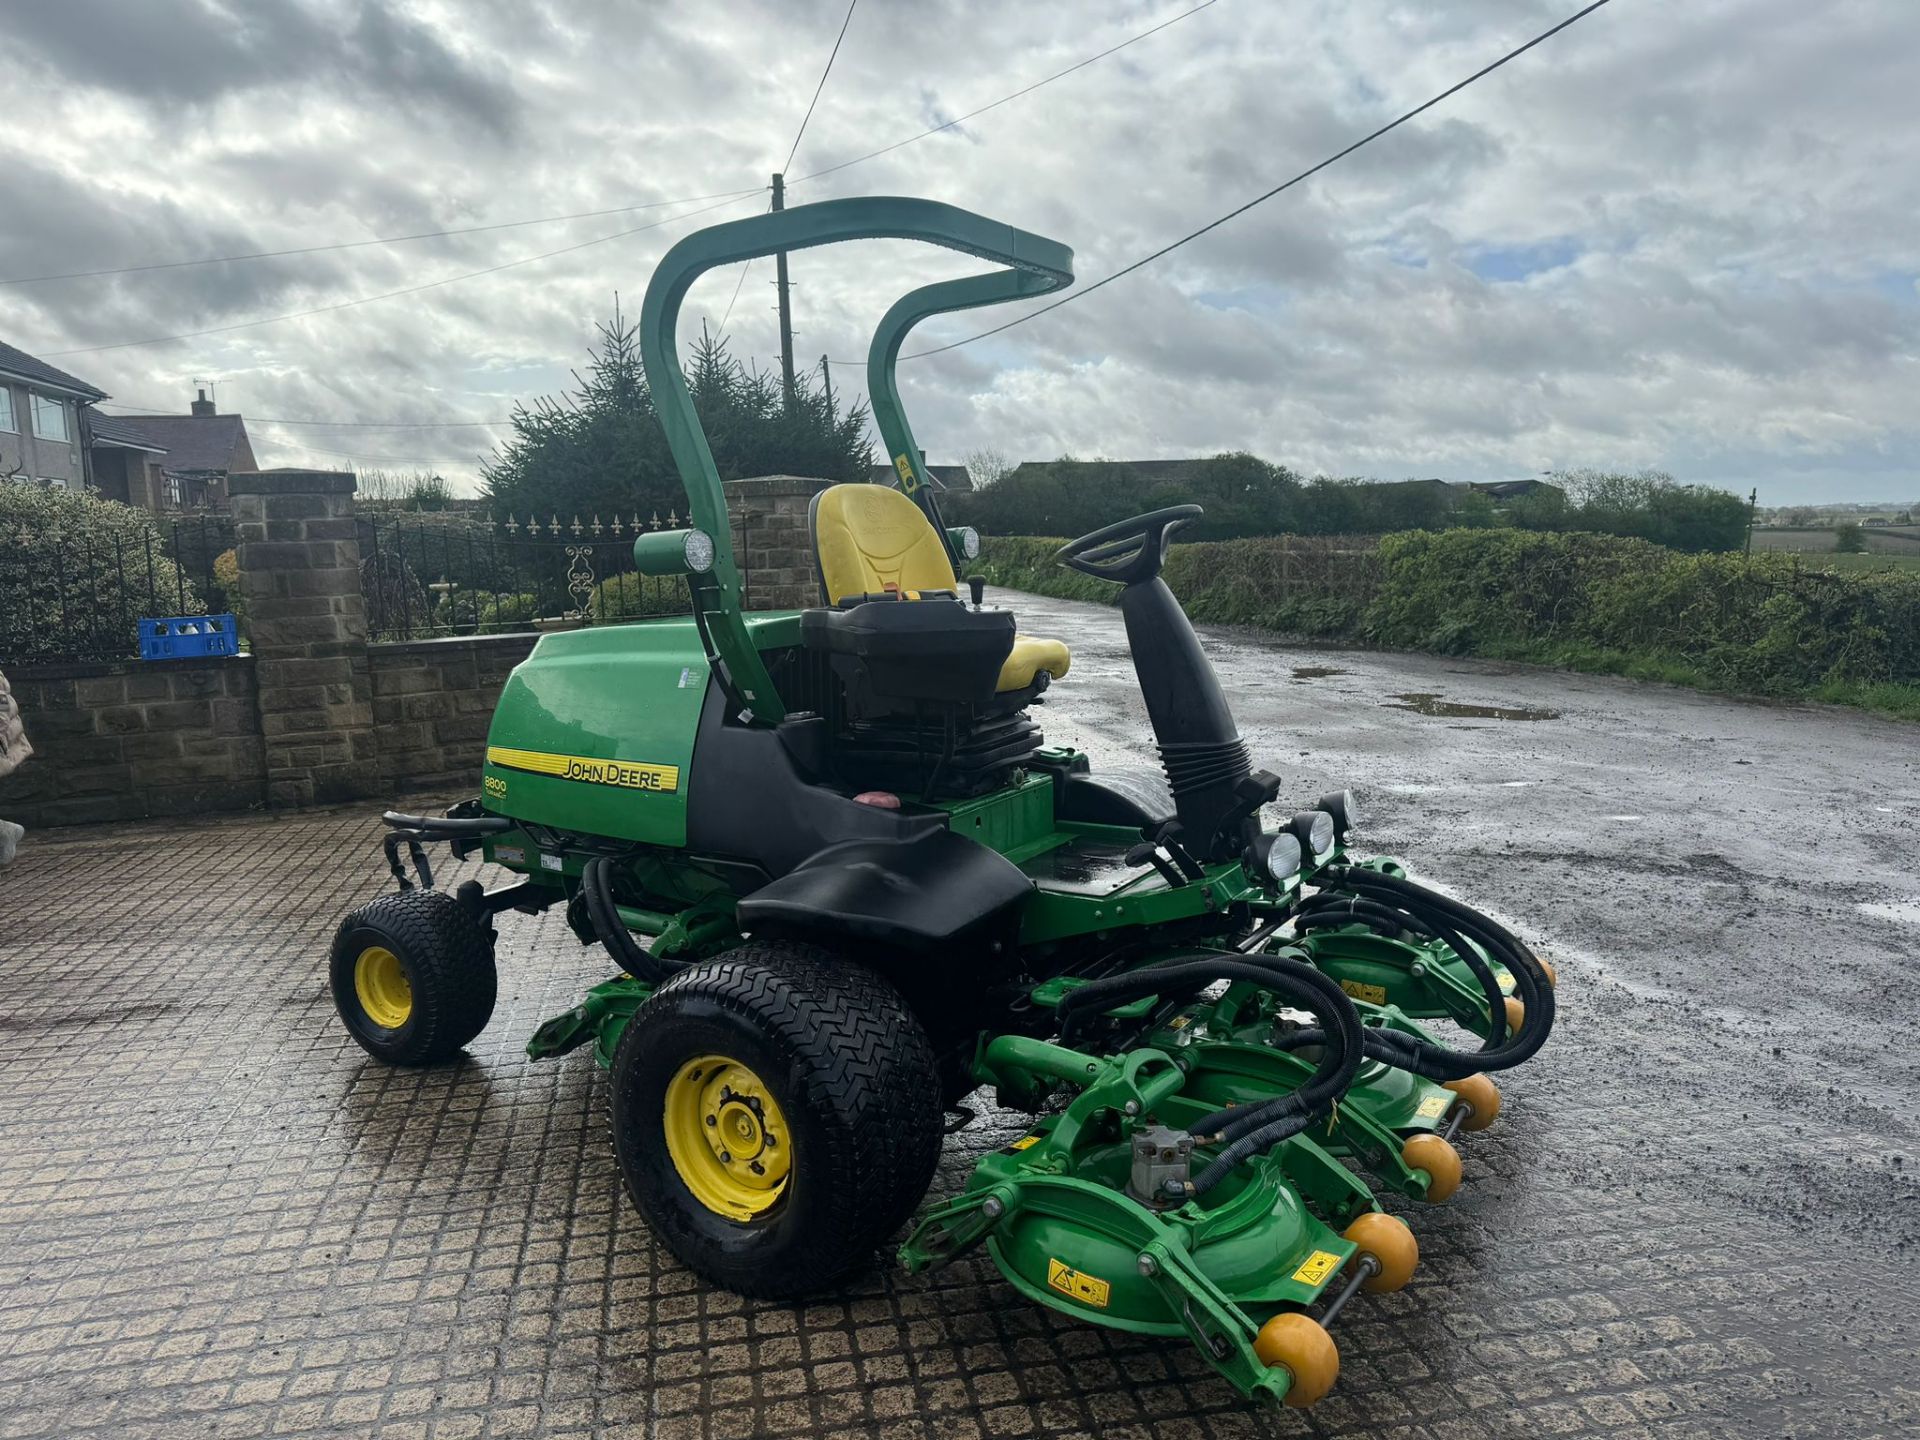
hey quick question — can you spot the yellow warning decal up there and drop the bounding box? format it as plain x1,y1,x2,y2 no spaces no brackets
1008,1135,1041,1151
1291,1250,1343,1286
893,452,917,489
1416,1094,1450,1119
486,746,680,794
1047,1258,1111,1309
1340,978,1388,1005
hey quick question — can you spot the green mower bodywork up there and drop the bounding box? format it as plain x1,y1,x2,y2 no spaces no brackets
330,196,1556,1410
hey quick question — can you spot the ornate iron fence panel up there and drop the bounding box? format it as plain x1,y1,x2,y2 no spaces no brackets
357,510,693,642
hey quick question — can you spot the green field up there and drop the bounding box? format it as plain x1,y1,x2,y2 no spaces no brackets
1750,525,1920,556
1799,550,1920,573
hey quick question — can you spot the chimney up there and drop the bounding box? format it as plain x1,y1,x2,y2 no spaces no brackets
191,388,215,418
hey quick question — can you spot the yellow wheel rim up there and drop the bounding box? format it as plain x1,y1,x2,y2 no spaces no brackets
353,945,413,1030
662,1054,792,1221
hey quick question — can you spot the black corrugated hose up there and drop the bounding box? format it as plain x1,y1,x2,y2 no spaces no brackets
1296,866,1557,1081
580,856,686,984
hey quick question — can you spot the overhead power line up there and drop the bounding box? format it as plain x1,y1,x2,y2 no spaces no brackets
99,401,511,428
784,0,859,175
896,0,1617,362
26,0,1213,397
41,190,762,358
0,186,768,289
787,0,1218,187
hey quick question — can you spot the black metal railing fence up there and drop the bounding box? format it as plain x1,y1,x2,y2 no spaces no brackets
358,510,692,642
0,513,232,664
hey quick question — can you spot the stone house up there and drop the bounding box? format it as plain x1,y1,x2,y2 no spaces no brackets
84,410,172,509
0,338,102,490
113,389,261,510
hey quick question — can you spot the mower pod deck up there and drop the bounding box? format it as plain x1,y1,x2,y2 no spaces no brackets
901,1037,1377,1407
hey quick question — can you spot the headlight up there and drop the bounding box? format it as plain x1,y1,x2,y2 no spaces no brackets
1316,788,1359,839
1287,810,1336,863
633,527,718,577
1245,831,1304,887
682,527,716,574
949,525,981,560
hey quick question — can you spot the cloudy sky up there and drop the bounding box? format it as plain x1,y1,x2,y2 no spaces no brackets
2,0,1915,503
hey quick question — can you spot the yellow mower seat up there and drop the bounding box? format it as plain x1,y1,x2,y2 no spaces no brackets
810,483,1071,693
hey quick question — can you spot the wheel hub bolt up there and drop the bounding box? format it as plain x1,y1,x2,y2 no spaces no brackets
981,1196,1005,1218
719,1151,732,1163
749,1161,765,1176
705,1115,717,1127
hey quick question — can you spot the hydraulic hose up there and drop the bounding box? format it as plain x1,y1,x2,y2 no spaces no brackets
1055,952,1365,1196
580,856,683,984
1291,893,1436,941
1300,866,1557,1080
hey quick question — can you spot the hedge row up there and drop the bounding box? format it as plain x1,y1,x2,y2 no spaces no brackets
978,529,1920,705
0,485,205,664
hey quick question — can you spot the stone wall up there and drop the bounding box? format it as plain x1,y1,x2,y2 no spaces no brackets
1,468,849,830
726,474,831,611
0,657,263,827
368,634,540,792
231,470,378,808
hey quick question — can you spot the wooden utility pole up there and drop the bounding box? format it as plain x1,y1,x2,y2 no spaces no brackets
818,354,834,413
1744,486,1758,556
771,172,797,409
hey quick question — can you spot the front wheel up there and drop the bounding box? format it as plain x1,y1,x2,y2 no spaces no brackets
610,941,943,1299
329,888,497,1065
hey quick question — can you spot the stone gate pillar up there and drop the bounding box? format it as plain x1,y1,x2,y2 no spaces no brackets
229,469,377,807
724,474,834,611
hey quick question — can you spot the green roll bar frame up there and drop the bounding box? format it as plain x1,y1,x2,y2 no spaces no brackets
638,196,1074,724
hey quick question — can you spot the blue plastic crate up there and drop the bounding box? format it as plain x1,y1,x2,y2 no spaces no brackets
138,614,239,660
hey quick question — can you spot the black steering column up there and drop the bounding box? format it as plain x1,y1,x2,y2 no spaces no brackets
1057,506,1260,860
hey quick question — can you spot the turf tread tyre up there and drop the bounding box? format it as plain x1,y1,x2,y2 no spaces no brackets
611,941,943,1299
329,888,497,1066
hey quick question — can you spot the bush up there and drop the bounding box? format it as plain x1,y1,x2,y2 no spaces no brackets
213,548,247,626
978,527,1920,712
1835,522,1867,554
474,592,539,629
0,485,205,662
589,573,689,621
1366,530,1920,692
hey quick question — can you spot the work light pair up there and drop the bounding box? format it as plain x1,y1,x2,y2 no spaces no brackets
1245,789,1359,886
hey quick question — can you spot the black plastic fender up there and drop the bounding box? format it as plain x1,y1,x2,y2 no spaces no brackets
735,828,1033,950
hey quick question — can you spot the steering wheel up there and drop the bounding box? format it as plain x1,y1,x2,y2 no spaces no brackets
1056,504,1203,585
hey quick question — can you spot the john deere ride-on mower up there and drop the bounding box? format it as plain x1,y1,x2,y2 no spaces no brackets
329,198,1555,1408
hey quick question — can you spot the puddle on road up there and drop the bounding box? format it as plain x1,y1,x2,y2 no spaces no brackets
1857,898,1920,925
1385,692,1562,721
1291,665,1350,680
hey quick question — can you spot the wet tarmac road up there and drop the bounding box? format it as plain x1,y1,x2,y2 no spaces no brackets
1000,588,1920,1438
2,591,1916,1440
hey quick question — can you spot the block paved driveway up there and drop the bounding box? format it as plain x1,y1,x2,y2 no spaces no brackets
2,591,1916,1439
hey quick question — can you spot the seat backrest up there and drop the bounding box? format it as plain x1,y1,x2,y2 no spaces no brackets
809,483,959,603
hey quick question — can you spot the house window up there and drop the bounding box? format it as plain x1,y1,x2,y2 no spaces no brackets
31,394,70,443
0,387,15,432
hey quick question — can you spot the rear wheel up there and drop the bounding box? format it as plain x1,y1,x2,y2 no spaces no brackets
611,941,943,1299
329,889,497,1065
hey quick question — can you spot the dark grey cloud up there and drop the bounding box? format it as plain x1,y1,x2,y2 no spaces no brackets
7,0,520,137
